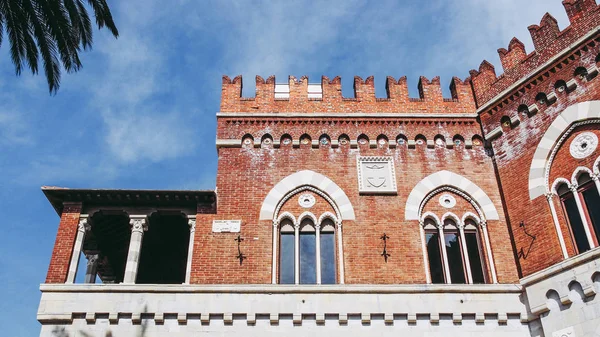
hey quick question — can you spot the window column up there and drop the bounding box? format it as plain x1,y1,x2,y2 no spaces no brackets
185,217,196,284
546,193,569,259
480,221,498,284
123,215,148,284
294,222,300,285
66,215,89,284
457,222,473,284
336,222,345,284
315,224,322,284
419,222,431,284
570,185,596,249
272,221,278,285
84,253,99,284
437,223,452,284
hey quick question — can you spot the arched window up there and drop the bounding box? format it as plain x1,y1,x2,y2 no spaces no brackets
277,213,339,285
279,219,295,284
464,219,486,284
422,213,488,284
556,168,600,255
443,218,466,284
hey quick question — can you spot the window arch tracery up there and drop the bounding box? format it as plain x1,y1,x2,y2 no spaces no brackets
419,191,493,285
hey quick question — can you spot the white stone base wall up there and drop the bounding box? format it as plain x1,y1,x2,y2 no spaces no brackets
38,284,530,337
38,249,600,337
521,248,600,337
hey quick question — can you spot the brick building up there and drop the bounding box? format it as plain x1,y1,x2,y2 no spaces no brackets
38,1,600,336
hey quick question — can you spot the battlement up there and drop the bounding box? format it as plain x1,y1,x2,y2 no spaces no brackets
220,75,476,114
470,0,600,107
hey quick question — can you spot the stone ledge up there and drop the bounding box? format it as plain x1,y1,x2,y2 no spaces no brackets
39,283,523,294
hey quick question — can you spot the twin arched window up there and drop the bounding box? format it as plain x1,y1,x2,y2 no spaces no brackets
278,217,337,284
423,216,487,284
555,170,600,254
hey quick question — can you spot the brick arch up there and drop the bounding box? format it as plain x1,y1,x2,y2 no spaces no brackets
528,100,600,200
405,170,499,221
259,170,355,221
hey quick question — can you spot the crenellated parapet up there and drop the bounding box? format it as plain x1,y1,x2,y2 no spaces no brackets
220,75,476,114
470,0,600,107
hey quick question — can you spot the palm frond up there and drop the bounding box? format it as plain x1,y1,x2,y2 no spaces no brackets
0,0,27,75
87,0,118,37
22,0,61,93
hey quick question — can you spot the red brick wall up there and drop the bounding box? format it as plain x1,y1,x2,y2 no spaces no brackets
187,117,519,284
470,0,600,107
478,34,600,277
45,203,82,283
221,75,475,114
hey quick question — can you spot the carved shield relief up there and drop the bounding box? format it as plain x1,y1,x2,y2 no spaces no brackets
357,156,397,194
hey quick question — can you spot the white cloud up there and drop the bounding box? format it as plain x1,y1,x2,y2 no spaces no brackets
102,108,194,163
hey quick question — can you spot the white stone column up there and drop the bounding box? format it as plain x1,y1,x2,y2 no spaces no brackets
458,222,473,284
337,223,345,284
294,223,300,285
546,193,569,259
315,224,321,284
437,224,452,284
184,216,196,284
272,221,278,285
570,185,596,249
123,215,148,284
481,221,498,284
66,215,90,284
419,222,431,284
84,253,99,284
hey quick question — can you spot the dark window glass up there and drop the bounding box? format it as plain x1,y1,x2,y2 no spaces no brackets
320,232,336,284
582,185,600,239
563,195,591,253
426,233,444,284
300,232,316,284
465,232,485,284
444,232,466,284
279,233,295,284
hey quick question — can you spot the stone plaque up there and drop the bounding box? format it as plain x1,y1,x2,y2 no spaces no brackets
212,220,241,233
357,156,397,194
552,326,575,337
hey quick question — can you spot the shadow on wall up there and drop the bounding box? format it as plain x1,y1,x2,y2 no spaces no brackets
51,307,149,337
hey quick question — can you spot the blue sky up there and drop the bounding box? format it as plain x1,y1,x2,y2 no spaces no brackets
0,0,571,336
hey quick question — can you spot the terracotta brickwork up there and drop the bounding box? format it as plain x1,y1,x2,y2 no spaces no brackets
221,75,475,114
477,0,600,277
45,203,82,283
470,0,600,107
192,116,519,284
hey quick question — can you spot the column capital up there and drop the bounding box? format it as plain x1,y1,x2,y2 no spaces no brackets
592,173,600,182
86,253,99,265
480,221,488,229
457,222,465,230
545,192,555,201
569,183,579,193
129,216,148,233
188,218,197,233
78,215,91,233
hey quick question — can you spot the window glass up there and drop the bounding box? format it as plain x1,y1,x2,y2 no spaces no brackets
465,232,485,284
300,232,316,284
444,232,466,284
320,232,336,284
582,185,600,239
279,233,295,284
426,233,444,284
563,195,591,253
